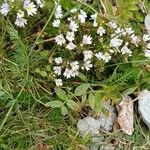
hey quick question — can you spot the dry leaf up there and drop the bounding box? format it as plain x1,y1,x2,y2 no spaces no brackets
118,96,134,135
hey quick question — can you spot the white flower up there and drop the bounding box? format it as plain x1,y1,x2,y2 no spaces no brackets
17,10,24,18
36,0,45,8
108,21,117,29
130,34,140,46
55,4,63,19
63,68,72,78
83,60,93,71
78,10,87,24
70,61,79,71
55,79,63,86
55,34,66,46
97,26,106,36
109,38,123,48
52,19,60,27
147,43,150,49
115,27,126,36
91,13,98,27
91,13,97,20
143,34,150,42
144,49,150,58
83,50,93,61
53,66,62,75
66,32,75,42
95,52,104,60
0,3,10,16
103,52,111,62
121,45,132,56
69,20,78,32
54,57,63,65
23,0,37,16
66,42,76,50
15,17,27,27
82,35,92,45
71,70,79,77
125,27,134,35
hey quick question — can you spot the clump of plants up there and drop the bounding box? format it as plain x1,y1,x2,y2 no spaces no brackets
0,0,150,149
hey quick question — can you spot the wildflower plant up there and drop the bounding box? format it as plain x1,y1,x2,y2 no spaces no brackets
0,0,44,27
49,2,150,87
0,0,150,110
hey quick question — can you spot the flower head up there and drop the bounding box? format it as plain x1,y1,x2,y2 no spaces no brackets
91,13,98,27
55,4,63,19
52,19,60,27
55,34,66,46
78,10,87,24
36,0,45,8
110,38,123,48
102,52,111,62
121,45,132,56
82,35,92,45
24,0,37,16
0,3,10,16
83,50,93,61
83,60,93,71
70,61,79,71
15,17,27,27
53,66,62,75
97,26,106,36
108,21,117,29
66,42,76,50
63,68,72,78
55,79,63,86
69,20,78,32
66,31,75,42
95,52,104,60
54,57,63,65
144,49,150,58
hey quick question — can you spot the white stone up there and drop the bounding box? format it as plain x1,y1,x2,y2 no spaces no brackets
98,102,117,131
138,90,150,128
77,117,100,136
145,13,150,34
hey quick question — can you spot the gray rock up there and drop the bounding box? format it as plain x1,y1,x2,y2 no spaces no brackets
138,90,150,129
98,102,117,131
100,145,115,150
89,136,104,150
77,117,100,136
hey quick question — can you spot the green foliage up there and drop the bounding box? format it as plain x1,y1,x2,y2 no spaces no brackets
74,83,90,96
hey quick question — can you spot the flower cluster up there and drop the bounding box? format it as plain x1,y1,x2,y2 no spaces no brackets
52,3,149,87
0,0,45,27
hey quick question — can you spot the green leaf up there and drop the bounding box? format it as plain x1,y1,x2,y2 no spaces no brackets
94,93,103,112
0,91,5,97
61,106,68,115
74,83,90,96
88,93,95,110
67,100,78,111
40,71,47,77
45,101,63,108
55,88,68,101
123,86,137,96
60,0,73,10
78,73,88,82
